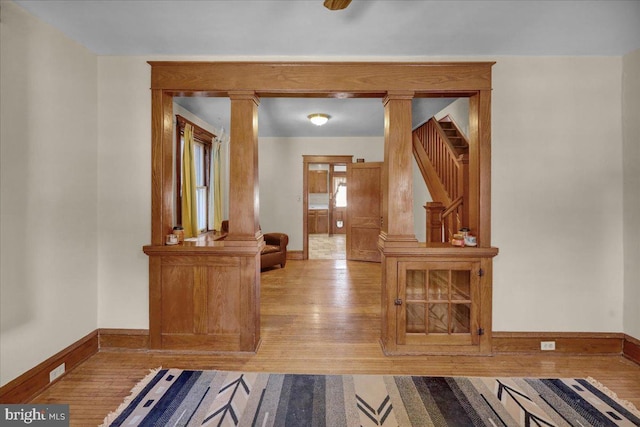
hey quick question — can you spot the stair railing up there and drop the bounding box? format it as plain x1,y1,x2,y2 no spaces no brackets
415,118,470,243
414,119,468,203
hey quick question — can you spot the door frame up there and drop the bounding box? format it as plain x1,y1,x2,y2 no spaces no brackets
303,155,353,259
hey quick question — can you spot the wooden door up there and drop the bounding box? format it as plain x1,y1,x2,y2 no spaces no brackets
347,162,382,262
397,260,480,350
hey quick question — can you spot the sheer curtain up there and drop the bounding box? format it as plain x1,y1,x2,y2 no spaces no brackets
181,123,198,237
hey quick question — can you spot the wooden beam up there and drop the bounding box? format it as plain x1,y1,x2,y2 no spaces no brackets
149,61,494,93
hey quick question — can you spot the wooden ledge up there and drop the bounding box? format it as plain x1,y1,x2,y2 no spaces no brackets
143,243,259,256
379,242,499,258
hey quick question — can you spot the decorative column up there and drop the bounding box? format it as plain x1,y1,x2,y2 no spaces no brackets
468,90,491,247
227,91,262,243
226,90,262,351
151,89,174,246
380,91,418,246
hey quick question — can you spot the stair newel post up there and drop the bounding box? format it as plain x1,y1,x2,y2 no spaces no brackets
425,202,445,243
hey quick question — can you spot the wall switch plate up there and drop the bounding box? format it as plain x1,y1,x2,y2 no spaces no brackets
49,363,65,382
540,341,556,351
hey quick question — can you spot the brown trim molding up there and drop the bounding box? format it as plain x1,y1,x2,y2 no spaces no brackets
286,250,304,261
0,331,98,403
98,328,150,350
3,329,636,403
623,334,640,365
492,332,624,355
176,114,215,143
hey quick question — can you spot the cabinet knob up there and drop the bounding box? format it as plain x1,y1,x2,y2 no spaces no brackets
394,298,403,306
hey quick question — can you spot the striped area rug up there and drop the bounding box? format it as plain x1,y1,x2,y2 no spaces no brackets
102,369,640,426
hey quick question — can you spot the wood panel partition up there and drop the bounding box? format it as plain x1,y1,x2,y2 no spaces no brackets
143,61,496,354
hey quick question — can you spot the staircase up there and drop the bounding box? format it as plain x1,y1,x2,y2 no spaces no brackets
412,116,469,243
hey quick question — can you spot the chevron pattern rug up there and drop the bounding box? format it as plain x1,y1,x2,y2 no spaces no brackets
102,369,640,426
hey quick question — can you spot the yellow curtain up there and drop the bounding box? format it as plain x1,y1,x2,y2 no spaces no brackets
213,141,223,231
181,124,198,238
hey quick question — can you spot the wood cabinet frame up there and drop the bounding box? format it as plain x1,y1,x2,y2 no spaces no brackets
145,61,495,353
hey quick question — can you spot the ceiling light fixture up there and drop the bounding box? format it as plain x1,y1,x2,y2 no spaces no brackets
308,113,330,126
324,0,352,10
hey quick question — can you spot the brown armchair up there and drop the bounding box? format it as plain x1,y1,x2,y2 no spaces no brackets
261,232,289,269
220,221,288,270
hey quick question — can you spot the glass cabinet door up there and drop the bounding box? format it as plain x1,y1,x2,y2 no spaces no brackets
399,261,479,347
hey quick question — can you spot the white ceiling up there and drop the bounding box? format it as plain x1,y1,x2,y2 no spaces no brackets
13,0,640,56
13,0,640,137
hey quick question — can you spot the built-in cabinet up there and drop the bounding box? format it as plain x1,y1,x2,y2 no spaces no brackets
308,209,329,234
381,247,498,355
400,260,479,346
308,170,329,193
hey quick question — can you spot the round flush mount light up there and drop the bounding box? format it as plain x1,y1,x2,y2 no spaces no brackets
307,113,330,126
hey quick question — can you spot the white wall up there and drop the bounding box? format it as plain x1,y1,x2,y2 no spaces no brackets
435,98,470,137
622,48,640,338
96,57,151,328
258,137,384,250
491,57,624,332
0,1,98,386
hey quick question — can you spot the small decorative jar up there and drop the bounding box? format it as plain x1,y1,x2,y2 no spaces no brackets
173,226,184,243
451,233,465,247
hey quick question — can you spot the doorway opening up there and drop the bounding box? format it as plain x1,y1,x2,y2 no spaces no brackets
303,155,353,260
307,163,344,259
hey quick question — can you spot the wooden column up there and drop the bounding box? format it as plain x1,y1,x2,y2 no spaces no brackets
150,89,174,245
469,90,492,247
227,91,261,243
224,91,262,351
380,92,418,246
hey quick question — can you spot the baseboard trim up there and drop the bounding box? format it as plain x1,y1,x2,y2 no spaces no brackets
98,329,639,360
287,250,303,260
99,328,150,350
0,330,98,403
492,332,625,355
623,334,640,365
2,329,637,403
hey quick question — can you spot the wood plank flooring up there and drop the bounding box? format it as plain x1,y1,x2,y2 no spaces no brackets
31,260,640,426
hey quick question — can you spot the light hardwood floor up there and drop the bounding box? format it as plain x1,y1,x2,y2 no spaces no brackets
31,260,640,426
